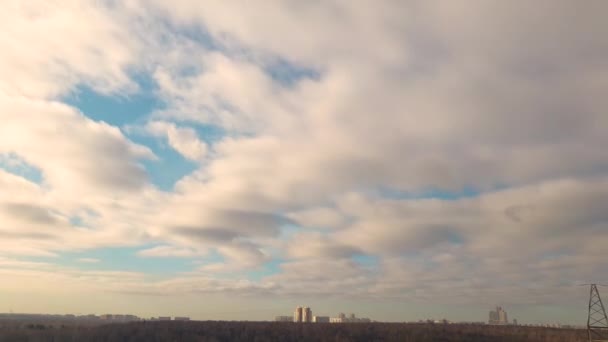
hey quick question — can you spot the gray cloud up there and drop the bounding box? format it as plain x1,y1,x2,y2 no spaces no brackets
174,226,239,243
133,1,608,309
3,203,59,225
286,233,362,259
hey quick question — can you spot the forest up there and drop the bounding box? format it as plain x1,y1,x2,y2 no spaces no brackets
0,321,588,342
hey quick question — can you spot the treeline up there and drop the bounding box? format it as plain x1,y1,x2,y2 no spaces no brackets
0,321,587,342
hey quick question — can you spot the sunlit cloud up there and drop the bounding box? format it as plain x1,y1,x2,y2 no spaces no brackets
1,0,607,323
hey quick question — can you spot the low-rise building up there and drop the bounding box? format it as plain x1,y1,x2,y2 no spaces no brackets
330,313,370,323
313,316,330,323
99,314,139,322
275,316,293,322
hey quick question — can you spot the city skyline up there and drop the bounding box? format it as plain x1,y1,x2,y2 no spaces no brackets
0,303,588,327
1,0,607,326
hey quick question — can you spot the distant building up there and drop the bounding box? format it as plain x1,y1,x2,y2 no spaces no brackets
158,316,171,321
330,313,370,323
513,319,518,325
313,316,329,323
275,316,293,322
499,309,507,324
489,306,508,325
98,314,139,322
489,309,498,324
331,313,348,323
303,307,312,323
294,307,303,323
174,317,190,321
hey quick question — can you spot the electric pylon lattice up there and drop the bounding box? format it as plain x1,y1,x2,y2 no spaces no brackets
587,284,608,342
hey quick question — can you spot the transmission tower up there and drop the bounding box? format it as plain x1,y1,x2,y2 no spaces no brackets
586,284,608,342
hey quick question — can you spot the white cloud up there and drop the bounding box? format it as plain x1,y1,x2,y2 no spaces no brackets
0,0,607,321
0,95,155,196
145,121,208,161
0,0,139,99
77,258,100,263
137,245,207,258
152,53,295,133
0,96,163,257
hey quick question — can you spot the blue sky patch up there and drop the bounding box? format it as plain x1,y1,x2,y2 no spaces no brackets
27,246,199,276
132,133,199,191
0,153,43,184
445,230,465,245
68,216,85,227
376,186,481,201
62,75,229,192
247,259,282,281
352,254,380,268
63,73,163,127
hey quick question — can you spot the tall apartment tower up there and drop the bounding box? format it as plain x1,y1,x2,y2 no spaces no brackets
498,307,508,324
489,306,508,325
294,306,303,323
303,307,312,323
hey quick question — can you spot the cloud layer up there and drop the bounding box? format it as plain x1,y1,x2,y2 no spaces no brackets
1,0,607,322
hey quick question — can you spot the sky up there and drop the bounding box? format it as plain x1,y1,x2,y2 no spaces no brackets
0,0,607,324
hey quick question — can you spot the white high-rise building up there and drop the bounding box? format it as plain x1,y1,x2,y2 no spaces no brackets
294,307,303,323
489,306,508,325
303,307,312,323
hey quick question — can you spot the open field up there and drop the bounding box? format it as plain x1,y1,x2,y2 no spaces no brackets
0,321,587,342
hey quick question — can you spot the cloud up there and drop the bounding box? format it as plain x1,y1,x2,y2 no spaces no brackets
335,178,608,258
0,98,161,257
137,245,207,258
77,258,100,263
145,121,208,161
2,203,60,225
0,0,139,98
152,52,296,133
0,0,607,321
286,207,348,229
0,95,155,196
285,232,361,259
147,0,405,66
129,1,608,304
265,259,377,297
